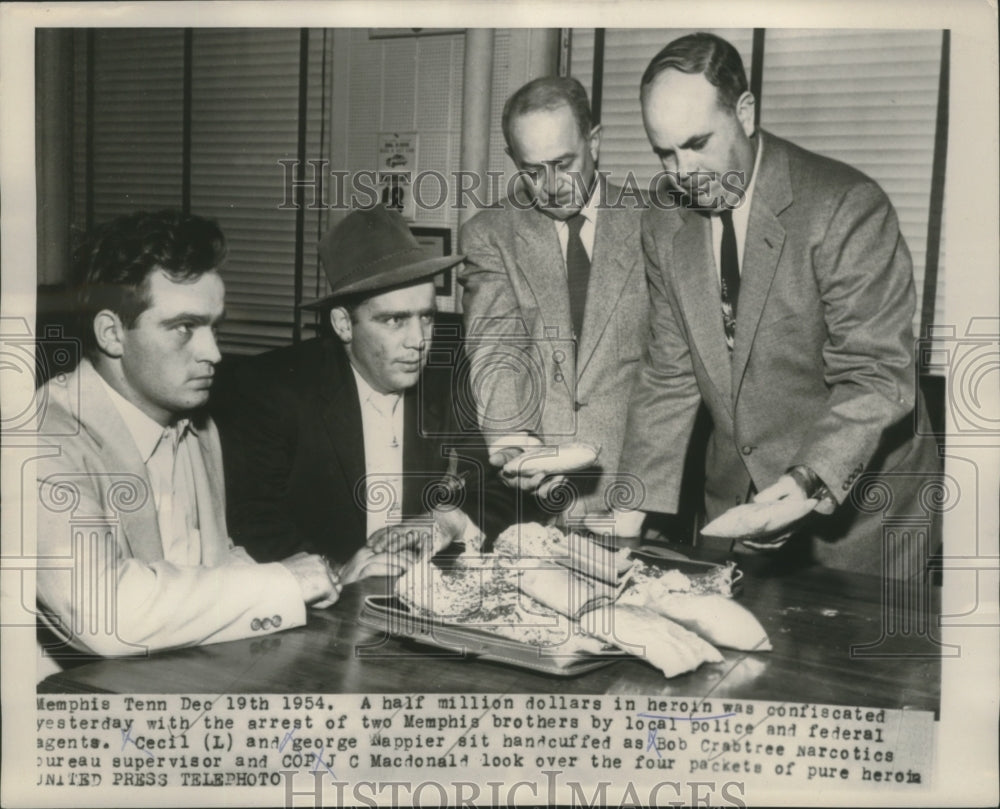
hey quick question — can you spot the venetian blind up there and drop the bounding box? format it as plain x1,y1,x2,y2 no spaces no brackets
190,28,327,354
71,30,88,234
758,29,944,366
71,28,328,355
76,29,185,226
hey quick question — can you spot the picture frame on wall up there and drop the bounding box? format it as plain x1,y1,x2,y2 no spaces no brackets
410,226,454,297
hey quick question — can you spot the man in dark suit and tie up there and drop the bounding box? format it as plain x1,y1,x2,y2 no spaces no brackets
614,33,941,577
215,207,514,580
459,76,649,516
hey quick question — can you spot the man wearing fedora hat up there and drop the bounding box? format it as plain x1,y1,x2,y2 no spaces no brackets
214,206,514,580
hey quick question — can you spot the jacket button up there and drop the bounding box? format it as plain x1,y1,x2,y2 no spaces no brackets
261,617,272,630
742,446,753,456
553,350,566,364
554,372,564,383
251,618,261,631
272,615,282,628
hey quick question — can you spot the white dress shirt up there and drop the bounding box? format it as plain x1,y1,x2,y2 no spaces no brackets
98,376,202,565
351,366,484,549
552,182,600,265
710,135,764,282
352,366,405,540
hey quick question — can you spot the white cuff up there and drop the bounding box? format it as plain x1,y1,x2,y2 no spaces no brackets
459,511,486,553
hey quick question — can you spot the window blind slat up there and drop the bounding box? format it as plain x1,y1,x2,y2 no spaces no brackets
189,29,310,353
760,29,943,368
89,29,185,223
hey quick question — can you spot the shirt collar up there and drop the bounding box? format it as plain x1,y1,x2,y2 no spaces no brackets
578,180,601,225
95,373,194,463
350,364,402,413
736,133,764,215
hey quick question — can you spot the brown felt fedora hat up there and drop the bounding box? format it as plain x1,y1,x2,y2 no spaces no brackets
303,206,463,310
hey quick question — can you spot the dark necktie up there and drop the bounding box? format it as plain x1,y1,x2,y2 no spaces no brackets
719,208,740,351
565,214,591,344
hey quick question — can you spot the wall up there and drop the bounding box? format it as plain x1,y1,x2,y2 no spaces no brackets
328,28,547,314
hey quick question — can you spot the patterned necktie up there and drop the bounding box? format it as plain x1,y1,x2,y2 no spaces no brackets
719,208,740,351
565,214,591,344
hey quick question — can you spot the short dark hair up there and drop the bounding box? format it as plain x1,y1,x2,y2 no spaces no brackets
74,209,226,352
641,32,748,109
501,76,593,150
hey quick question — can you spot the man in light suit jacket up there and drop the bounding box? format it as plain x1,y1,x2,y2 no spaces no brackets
459,76,649,515
215,207,522,573
35,210,340,665
614,33,940,577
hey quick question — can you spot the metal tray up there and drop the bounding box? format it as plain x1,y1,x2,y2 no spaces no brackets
626,549,745,595
358,595,623,677
358,554,742,677
554,528,744,594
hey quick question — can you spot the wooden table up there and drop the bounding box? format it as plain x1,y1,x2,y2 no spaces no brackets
38,558,941,713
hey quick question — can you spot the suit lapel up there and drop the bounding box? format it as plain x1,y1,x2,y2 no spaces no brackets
401,385,425,516
402,376,458,516
515,207,572,338
732,133,792,399
191,420,229,565
514,207,578,396
316,341,368,535
672,211,733,406
75,360,163,561
576,203,637,384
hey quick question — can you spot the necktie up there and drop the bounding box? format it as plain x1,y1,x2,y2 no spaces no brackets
168,422,201,564
719,208,740,351
565,214,591,344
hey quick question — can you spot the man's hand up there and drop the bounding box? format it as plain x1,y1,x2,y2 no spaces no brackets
488,434,566,497
366,507,475,556
753,473,809,505
756,471,836,515
741,474,824,551
502,468,568,499
338,546,420,584
582,508,646,540
487,433,543,468
279,552,342,608
366,521,433,555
